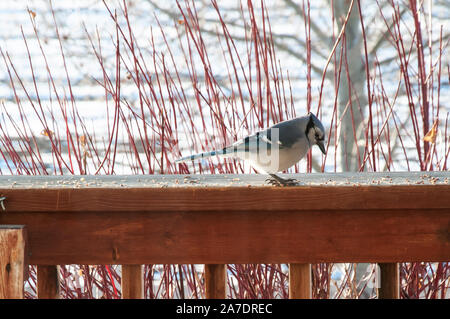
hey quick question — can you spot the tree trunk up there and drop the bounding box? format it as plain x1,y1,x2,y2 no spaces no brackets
332,0,371,299
333,0,367,172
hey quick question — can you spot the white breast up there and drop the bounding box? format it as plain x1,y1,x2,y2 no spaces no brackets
239,139,311,174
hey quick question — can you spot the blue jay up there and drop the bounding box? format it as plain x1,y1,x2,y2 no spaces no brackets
176,112,326,186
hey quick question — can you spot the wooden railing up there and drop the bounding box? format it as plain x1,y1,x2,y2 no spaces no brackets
1,172,449,299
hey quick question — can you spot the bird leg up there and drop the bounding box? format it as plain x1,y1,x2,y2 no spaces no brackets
265,174,298,187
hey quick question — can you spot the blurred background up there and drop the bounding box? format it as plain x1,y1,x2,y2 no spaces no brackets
0,0,448,298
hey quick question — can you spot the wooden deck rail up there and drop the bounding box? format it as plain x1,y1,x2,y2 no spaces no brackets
0,172,449,299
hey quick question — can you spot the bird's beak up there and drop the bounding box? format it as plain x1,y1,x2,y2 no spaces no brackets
317,141,326,155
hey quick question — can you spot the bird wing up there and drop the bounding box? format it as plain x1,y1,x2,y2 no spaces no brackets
270,117,305,148
226,129,277,155
227,118,306,155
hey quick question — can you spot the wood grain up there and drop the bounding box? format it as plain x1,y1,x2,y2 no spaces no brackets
0,174,449,265
121,265,143,299
205,264,226,299
289,263,311,299
1,209,448,265
0,185,449,213
37,265,60,299
379,263,399,299
0,225,27,299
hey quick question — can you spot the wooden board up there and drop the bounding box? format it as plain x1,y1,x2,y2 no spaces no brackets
37,265,60,299
0,185,449,213
121,265,143,299
1,209,448,265
0,225,27,299
0,171,447,189
379,263,399,299
289,263,311,299
205,264,227,299
0,173,449,265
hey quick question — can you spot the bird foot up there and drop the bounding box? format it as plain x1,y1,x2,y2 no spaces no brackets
265,174,299,187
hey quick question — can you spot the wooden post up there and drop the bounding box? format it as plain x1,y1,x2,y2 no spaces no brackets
205,264,226,299
379,263,399,299
0,225,27,299
289,263,311,299
121,265,143,299
37,265,60,299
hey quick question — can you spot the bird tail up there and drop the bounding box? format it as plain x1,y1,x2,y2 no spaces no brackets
175,148,231,163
